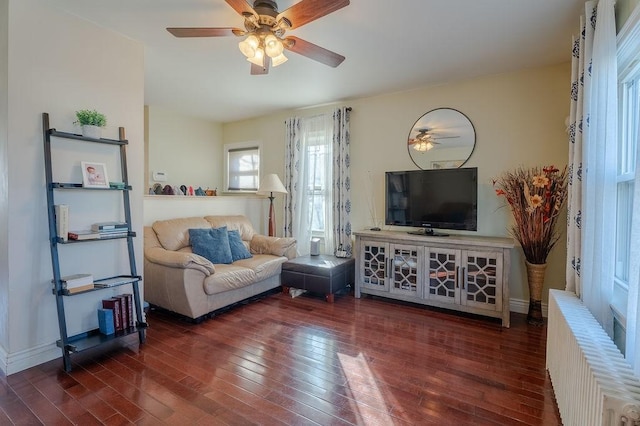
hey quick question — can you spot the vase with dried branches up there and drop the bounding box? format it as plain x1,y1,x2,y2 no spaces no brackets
493,165,568,325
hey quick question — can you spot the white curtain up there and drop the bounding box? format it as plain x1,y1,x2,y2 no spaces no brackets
284,114,334,256
566,0,617,333
284,109,351,256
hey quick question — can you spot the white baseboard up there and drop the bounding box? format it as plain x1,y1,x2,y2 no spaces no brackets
510,298,549,317
0,342,60,376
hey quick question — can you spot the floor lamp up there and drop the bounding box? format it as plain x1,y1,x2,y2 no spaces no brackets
257,174,288,237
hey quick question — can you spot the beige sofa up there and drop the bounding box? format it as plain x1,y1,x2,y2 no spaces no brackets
144,215,296,320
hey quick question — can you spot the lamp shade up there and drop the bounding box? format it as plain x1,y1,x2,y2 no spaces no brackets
265,34,284,58
271,52,288,67
238,35,259,58
413,140,434,152
257,174,287,195
247,47,265,66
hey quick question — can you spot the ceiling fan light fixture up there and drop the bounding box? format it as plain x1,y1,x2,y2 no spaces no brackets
238,34,260,58
413,141,434,152
271,52,288,67
247,47,265,66
168,0,350,75
264,34,284,57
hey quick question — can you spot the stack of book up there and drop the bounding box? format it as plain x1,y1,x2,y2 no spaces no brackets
60,273,94,294
92,221,129,238
68,230,100,240
99,293,135,335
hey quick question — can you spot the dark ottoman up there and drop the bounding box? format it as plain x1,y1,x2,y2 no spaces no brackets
281,255,355,303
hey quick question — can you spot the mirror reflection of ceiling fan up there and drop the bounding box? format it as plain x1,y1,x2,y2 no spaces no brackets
408,128,460,152
167,0,350,75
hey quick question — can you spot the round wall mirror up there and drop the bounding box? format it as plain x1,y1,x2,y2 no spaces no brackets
407,108,476,169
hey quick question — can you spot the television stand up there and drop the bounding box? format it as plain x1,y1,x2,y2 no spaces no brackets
353,229,515,327
407,228,449,237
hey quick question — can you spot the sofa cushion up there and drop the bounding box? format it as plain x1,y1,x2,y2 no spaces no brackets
233,254,287,282
228,230,253,261
152,217,211,251
250,234,297,257
204,215,256,242
203,264,257,295
189,227,233,264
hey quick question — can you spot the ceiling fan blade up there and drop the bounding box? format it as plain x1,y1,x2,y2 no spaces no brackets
167,28,241,37
284,36,345,67
277,0,349,30
225,0,258,18
250,60,270,75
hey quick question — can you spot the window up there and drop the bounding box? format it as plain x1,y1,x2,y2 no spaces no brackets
223,142,261,193
615,77,638,291
306,135,330,234
287,114,334,255
615,9,640,359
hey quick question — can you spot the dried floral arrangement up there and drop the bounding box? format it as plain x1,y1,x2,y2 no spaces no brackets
493,165,568,264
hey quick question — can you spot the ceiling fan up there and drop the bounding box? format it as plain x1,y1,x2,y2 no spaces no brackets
167,0,350,75
408,128,460,152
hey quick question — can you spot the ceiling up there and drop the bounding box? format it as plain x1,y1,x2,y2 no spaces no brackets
52,0,584,123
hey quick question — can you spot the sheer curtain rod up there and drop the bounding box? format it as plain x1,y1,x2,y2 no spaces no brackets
283,107,352,123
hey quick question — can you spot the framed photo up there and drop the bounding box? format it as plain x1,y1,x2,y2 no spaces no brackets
81,161,110,188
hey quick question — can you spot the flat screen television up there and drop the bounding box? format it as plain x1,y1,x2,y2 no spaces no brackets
385,167,478,235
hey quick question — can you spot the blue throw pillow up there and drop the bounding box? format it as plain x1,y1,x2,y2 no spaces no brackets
228,229,252,261
189,227,233,264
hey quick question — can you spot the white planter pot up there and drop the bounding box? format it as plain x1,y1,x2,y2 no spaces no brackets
81,125,102,139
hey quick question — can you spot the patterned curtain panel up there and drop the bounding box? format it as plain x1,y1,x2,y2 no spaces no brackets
332,107,352,257
566,0,617,332
284,114,334,256
566,6,590,303
284,117,301,240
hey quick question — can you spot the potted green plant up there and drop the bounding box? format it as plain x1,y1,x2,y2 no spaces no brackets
74,109,107,139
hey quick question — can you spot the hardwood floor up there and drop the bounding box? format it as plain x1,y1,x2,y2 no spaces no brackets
0,291,562,425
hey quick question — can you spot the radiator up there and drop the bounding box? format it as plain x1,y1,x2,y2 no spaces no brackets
547,290,640,425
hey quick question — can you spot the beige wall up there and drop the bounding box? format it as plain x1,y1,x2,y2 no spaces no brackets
223,62,571,305
143,196,267,233
2,0,144,374
617,0,640,30
0,0,8,353
146,105,223,193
